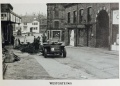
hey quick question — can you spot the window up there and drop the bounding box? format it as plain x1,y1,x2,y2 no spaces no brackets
54,7,59,18
54,21,59,28
23,26,27,30
32,22,38,25
55,10,59,18
79,9,84,23
53,31,60,38
68,12,70,23
87,7,92,22
30,27,33,32
73,11,77,23
24,23,27,25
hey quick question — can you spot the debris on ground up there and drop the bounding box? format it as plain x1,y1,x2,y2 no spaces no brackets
2,48,20,63
2,47,21,78
14,42,41,54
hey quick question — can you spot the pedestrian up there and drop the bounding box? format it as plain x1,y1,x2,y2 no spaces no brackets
24,35,27,44
18,38,21,45
37,36,40,43
11,35,15,48
33,36,36,43
37,36,41,50
42,33,47,43
14,38,18,48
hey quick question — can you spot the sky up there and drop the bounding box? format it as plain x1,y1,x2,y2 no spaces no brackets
11,3,47,16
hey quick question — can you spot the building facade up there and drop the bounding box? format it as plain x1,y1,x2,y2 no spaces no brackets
47,3,65,41
64,3,119,50
20,15,40,35
1,4,21,45
39,18,47,33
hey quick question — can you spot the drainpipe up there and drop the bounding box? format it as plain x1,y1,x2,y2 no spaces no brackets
75,3,79,47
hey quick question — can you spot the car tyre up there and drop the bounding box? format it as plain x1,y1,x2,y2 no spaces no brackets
63,48,66,58
44,49,47,58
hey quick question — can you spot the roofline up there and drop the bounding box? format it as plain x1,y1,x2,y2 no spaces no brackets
63,3,78,8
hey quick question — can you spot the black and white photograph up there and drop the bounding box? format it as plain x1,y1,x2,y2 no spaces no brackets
0,1,119,86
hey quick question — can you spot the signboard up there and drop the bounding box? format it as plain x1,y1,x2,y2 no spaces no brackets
1,13,8,21
113,10,119,24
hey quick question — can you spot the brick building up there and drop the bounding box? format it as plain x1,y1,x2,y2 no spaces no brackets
64,3,119,50
1,4,21,45
47,3,65,41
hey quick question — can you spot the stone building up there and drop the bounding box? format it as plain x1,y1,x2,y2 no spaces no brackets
64,3,119,50
1,4,21,45
39,18,47,33
47,3,65,41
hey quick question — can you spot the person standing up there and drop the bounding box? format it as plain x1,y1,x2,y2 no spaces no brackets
33,36,36,43
24,35,27,44
11,35,15,48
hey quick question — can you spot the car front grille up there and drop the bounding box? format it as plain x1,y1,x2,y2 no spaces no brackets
51,45,60,50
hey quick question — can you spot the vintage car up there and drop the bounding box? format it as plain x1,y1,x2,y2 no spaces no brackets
41,39,66,58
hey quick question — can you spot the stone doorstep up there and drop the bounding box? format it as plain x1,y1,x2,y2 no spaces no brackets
111,45,119,51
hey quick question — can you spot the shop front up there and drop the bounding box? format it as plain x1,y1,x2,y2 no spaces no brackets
1,4,21,45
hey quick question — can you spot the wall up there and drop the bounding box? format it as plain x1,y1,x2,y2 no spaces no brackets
64,3,117,48
47,3,65,41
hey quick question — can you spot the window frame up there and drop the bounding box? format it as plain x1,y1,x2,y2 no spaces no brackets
73,10,77,23
87,7,92,22
67,12,71,23
79,9,84,23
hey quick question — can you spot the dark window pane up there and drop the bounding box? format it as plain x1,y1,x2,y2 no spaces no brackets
68,12,70,23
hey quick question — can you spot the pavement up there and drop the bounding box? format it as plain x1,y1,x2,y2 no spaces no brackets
3,46,53,80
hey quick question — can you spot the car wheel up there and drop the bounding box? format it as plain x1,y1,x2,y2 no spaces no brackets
41,47,44,56
63,48,66,58
44,49,47,58
60,53,62,55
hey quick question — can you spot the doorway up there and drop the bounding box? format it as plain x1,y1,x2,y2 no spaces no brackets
70,30,74,46
96,10,109,48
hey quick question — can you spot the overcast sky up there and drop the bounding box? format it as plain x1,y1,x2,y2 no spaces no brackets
11,3,47,16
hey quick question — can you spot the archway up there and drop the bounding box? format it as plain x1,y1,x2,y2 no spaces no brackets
96,10,109,48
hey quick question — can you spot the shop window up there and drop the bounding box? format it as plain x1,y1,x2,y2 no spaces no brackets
68,12,70,23
73,11,77,23
87,7,92,22
79,9,84,23
54,21,59,28
53,31,60,39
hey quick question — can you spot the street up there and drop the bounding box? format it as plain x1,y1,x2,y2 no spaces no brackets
4,46,119,79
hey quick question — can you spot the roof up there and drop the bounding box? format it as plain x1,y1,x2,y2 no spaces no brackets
21,15,39,23
10,10,21,18
63,3,78,8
